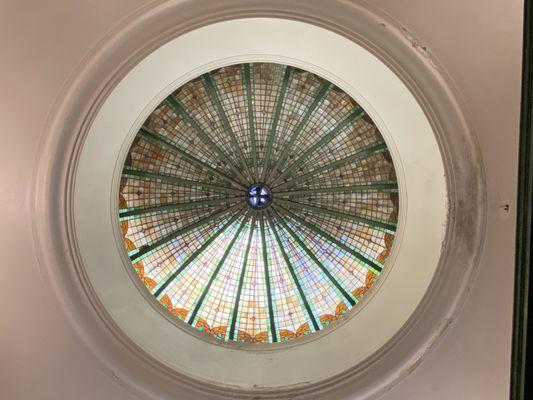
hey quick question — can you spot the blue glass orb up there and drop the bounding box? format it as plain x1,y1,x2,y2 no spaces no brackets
247,184,272,209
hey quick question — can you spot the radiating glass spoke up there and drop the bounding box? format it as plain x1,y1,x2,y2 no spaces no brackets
275,198,396,232
270,106,365,186
273,141,388,190
187,210,252,326
261,66,293,181
260,214,278,342
139,127,247,189
274,204,383,274
202,72,255,182
266,211,322,332
275,182,398,197
130,203,243,263
119,196,242,220
122,167,244,195
153,206,247,297
165,95,248,183
242,64,259,181
271,208,357,306
227,215,257,341
266,80,333,183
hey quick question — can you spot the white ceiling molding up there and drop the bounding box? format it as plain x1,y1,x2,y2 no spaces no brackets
75,16,444,386
31,1,485,399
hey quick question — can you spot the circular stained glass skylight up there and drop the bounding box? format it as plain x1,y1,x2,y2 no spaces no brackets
118,63,398,343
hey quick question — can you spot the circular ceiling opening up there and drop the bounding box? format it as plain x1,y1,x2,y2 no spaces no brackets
118,62,398,344
68,16,456,391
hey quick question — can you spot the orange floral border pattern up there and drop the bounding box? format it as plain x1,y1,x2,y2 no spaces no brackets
120,193,394,343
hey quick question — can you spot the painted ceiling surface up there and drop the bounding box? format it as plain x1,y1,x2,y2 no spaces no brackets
119,63,398,343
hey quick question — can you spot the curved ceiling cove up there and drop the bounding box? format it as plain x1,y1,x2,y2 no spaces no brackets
119,63,398,343
67,16,461,392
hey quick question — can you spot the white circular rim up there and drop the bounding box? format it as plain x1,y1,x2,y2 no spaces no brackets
74,18,447,388
114,57,401,351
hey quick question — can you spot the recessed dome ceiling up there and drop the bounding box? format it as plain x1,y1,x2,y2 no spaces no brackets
119,62,398,343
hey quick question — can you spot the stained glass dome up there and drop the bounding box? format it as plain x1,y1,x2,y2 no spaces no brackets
118,63,398,343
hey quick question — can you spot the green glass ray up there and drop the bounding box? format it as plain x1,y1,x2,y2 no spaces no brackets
266,211,322,332
241,63,259,181
202,72,255,182
271,207,357,306
266,79,332,183
122,167,244,195
260,214,278,342
187,210,252,326
227,215,257,341
138,127,247,189
274,204,383,274
129,203,242,263
270,106,365,185
261,66,294,182
165,95,247,183
119,196,242,220
153,206,246,298
275,181,398,197
275,198,396,232
273,141,388,191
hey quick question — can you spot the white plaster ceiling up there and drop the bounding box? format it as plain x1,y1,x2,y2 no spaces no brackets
0,1,522,399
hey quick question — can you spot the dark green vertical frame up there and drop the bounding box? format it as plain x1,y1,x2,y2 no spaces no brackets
511,1,533,399
260,215,278,342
